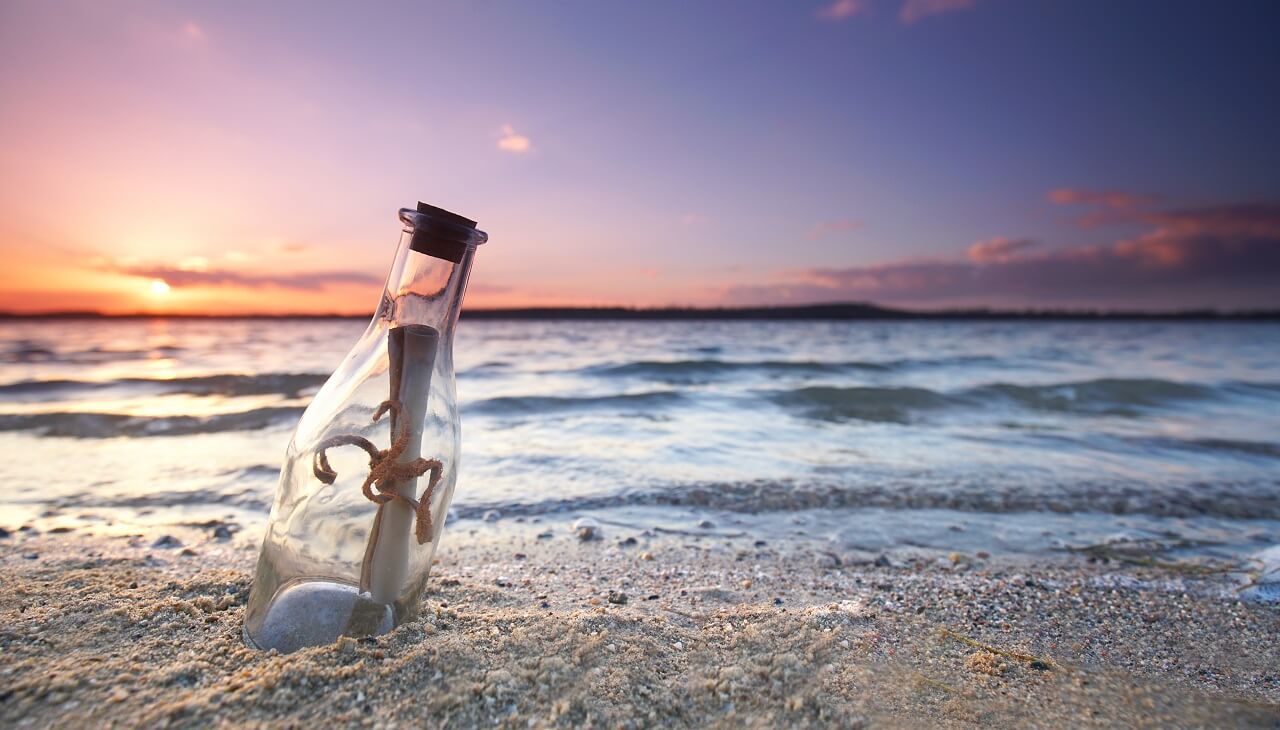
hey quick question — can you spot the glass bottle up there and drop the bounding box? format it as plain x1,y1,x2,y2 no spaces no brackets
244,202,487,653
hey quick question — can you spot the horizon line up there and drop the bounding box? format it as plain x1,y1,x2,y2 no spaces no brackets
1,302,1278,321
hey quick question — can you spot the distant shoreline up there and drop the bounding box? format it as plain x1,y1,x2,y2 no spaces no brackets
1,303,1278,321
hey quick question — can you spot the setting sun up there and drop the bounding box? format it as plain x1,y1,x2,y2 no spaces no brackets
148,278,171,296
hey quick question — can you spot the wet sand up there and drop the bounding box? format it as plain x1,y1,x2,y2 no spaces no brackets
1,527,1278,728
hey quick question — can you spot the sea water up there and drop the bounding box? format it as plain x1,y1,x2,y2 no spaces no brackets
1,318,1278,567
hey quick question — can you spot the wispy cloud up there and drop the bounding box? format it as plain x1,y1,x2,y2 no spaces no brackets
725,201,1280,307
807,219,863,240
1047,188,1159,210
497,124,532,154
816,0,869,22
108,263,382,291
967,236,1037,263
1048,188,1164,228
899,0,975,24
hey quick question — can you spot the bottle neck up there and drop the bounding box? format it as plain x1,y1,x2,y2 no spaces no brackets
376,231,475,339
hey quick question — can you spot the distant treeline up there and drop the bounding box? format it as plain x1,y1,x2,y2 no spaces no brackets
2,303,1279,321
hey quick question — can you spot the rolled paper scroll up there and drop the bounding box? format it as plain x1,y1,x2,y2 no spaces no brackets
360,324,439,605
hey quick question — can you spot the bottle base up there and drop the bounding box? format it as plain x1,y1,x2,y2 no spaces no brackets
243,579,394,653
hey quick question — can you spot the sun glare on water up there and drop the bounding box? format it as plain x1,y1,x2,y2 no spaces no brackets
149,278,171,296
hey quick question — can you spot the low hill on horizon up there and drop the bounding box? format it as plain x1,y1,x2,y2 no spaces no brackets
1,303,1278,321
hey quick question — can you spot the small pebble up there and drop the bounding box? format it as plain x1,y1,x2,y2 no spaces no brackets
482,510,502,522
640,551,655,561
212,525,233,541
607,590,628,605
152,535,182,549
618,537,638,547
572,517,602,541
0,527,10,539
697,519,715,529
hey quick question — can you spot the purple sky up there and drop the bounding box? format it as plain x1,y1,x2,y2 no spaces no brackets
1,0,1277,312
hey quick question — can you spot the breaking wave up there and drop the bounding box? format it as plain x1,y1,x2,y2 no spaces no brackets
0,372,328,400
465,390,685,416
0,406,303,438
770,378,1279,423
581,355,1001,382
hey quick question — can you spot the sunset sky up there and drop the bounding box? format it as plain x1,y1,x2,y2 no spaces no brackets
2,0,1278,314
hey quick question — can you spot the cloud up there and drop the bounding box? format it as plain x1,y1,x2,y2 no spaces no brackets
807,219,863,240
182,22,205,41
110,264,382,291
497,124,532,154
816,0,869,21
966,237,1037,263
724,201,1280,307
899,0,975,24
1047,188,1159,210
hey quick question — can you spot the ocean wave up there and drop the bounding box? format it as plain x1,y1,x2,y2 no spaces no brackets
465,390,684,416
0,342,184,364
0,372,327,400
582,355,999,382
450,476,1280,521
772,385,950,423
0,406,302,438
1126,436,1280,459
974,378,1215,414
770,378,1275,423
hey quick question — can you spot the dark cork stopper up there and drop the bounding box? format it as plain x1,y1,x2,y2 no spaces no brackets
409,202,479,263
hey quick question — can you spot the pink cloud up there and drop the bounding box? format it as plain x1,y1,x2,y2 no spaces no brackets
108,263,381,290
816,0,869,22
899,0,975,24
497,124,532,154
725,202,1280,308
967,237,1037,263
1047,188,1159,210
807,219,863,240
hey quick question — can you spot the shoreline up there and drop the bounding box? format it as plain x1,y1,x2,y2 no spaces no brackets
3,528,1277,727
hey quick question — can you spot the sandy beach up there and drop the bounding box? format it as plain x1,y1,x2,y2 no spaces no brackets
3,521,1277,729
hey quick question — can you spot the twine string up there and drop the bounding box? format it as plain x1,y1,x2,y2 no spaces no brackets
312,399,443,545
